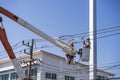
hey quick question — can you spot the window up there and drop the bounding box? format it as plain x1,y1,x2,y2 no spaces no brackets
9,68,37,80
0,74,9,80
45,72,51,79
65,76,69,80
31,68,37,76
96,75,109,80
45,72,57,80
10,72,18,80
52,73,57,79
65,75,75,80
25,68,37,80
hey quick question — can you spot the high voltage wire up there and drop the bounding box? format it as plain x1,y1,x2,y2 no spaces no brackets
0,49,120,71
59,25,120,39
33,26,120,44
100,64,120,71
0,30,120,60
0,26,120,61
2,50,119,72
0,31,120,59
40,63,119,75
40,62,120,74
34,61,120,74
98,32,120,39
0,51,120,76
27,25,120,42
74,32,120,43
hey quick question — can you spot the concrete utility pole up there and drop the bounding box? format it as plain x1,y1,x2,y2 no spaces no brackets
89,0,97,80
23,39,34,80
28,39,34,80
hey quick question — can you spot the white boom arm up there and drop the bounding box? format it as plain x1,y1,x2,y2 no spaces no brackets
0,7,78,63
17,18,77,54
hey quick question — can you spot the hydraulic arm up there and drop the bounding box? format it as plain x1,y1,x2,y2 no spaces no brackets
0,27,27,80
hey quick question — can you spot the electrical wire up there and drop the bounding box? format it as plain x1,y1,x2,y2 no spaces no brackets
0,25,120,67
0,30,119,60
59,25,120,39
74,32,120,43
0,31,120,60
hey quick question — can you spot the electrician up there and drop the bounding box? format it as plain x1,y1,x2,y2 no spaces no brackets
83,38,90,48
78,37,90,59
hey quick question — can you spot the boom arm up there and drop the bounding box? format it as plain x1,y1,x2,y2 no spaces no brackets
0,6,79,64
0,7,67,49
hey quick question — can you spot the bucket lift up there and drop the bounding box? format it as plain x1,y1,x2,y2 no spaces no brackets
78,38,90,62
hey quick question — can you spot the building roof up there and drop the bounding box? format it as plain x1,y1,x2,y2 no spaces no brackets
0,50,115,76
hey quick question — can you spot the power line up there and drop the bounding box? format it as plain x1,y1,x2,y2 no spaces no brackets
0,30,119,60
0,26,120,62
0,31,120,60
59,25,120,39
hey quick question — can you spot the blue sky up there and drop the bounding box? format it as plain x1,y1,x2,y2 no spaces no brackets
0,0,120,77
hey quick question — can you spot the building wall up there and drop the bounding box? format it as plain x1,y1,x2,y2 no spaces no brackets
0,51,113,80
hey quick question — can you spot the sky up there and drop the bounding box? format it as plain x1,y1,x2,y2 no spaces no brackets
0,0,120,78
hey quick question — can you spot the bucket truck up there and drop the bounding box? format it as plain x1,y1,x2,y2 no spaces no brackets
0,6,90,80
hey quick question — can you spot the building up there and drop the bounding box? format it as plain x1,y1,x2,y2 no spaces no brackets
0,50,114,80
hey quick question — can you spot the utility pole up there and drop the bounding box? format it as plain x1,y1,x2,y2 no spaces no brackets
23,39,34,80
28,39,34,80
89,0,97,80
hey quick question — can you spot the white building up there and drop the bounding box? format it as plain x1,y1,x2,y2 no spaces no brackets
0,50,114,80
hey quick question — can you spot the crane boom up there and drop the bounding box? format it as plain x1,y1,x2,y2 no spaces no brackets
0,7,67,49
0,6,78,62
0,27,27,80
